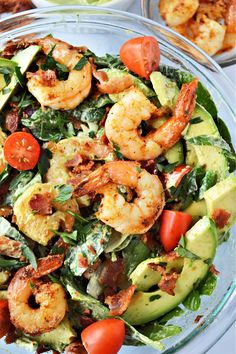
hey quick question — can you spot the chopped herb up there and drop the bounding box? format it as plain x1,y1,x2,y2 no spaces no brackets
117,185,128,199
199,272,217,296
199,170,217,199
47,274,61,284
53,230,78,245
175,245,201,261
74,57,88,70
0,256,26,269
40,44,69,80
88,131,96,138
183,290,201,311
53,185,73,203
189,116,203,124
150,294,161,302
37,148,53,176
113,142,124,160
94,53,125,70
155,156,178,173
14,66,25,87
136,166,142,173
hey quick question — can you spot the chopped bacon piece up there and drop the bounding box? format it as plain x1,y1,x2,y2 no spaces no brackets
28,193,53,215
147,263,166,275
65,154,83,168
212,208,231,229
105,285,136,316
165,251,181,261
80,316,94,328
0,0,33,14
65,342,87,354
194,315,203,324
158,272,179,296
5,110,20,133
0,235,22,258
141,231,159,251
72,161,95,175
140,160,157,175
51,238,70,254
98,258,124,290
0,206,13,218
209,264,220,276
78,254,89,269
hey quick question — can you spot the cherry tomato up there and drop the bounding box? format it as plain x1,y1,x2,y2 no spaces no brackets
4,132,40,171
164,165,192,188
120,36,160,79
0,300,12,338
81,318,125,354
160,210,192,252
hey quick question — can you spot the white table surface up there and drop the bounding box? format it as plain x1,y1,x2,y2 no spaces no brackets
128,3,236,354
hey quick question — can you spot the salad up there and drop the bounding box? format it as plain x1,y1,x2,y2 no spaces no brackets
0,35,235,354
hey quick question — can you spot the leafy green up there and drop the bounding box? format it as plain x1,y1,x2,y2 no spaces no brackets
17,91,36,114
216,117,236,172
159,306,185,324
0,165,10,185
37,148,53,176
53,185,73,203
182,290,201,311
0,217,37,269
53,230,78,246
175,245,201,261
94,53,125,70
22,108,72,141
40,45,69,80
140,322,182,341
218,230,231,244
0,256,26,269
66,221,111,276
14,66,25,87
113,142,124,160
159,65,218,119
199,272,217,296
155,156,178,173
199,170,217,199
123,237,151,276
74,57,88,70
189,117,203,125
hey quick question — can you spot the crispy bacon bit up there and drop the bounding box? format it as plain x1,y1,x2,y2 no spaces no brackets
80,315,94,328
0,206,13,218
51,238,70,254
194,315,203,324
5,110,20,133
141,231,159,251
65,154,83,168
158,272,179,296
78,254,89,269
165,251,181,261
212,208,231,229
27,70,57,87
87,244,96,255
105,284,137,316
98,258,124,290
28,193,53,215
0,0,33,14
209,264,220,276
72,161,95,175
65,341,87,354
140,160,157,175
147,263,166,275
0,235,22,258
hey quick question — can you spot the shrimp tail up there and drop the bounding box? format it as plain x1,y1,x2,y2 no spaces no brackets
174,78,198,120
74,167,111,197
21,254,64,279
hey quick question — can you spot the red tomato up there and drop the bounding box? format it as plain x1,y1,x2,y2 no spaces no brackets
4,132,40,171
120,36,160,79
81,318,125,354
164,165,192,188
0,300,12,338
160,210,192,252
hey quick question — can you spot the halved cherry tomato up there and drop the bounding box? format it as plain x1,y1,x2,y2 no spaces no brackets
163,165,192,188
120,36,160,79
0,299,12,338
81,318,125,354
4,132,40,171
160,210,192,252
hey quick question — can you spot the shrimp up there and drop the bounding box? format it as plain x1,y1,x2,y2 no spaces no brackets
0,128,7,175
225,0,236,33
7,255,67,336
74,161,165,235
46,137,112,185
27,37,92,110
105,80,198,161
159,0,199,26
13,183,79,246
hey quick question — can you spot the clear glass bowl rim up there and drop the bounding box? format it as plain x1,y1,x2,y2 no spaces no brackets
0,5,235,354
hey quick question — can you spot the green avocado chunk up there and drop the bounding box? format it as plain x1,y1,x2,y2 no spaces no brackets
150,71,179,108
122,217,217,325
0,45,40,111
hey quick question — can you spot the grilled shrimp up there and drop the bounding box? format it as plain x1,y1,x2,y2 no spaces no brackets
13,183,78,246
46,137,112,185
27,37,92,110
105,79,198,161
74,161,165,235
8,255,67,336
0,128,7,175
159,0,199,26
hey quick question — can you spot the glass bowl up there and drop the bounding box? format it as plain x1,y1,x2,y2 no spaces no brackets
0,6,235,354
141,0,236,68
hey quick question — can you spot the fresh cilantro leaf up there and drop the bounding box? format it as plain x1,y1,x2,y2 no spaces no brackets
53,185,73,203
40,44,69,80
37,148,53,176
74,57,88,70
156,158,178,173
113,142,124,160
189,116,203,124
183,290,201,311
136,166,142,173
88,131,96,138
53,230,78,245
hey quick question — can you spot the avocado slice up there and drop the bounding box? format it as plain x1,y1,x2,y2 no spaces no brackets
184,104,228,181
204,174,236,232
100,68,155,102
122,217,217,325
0,45,40,111
0,58,18,91
150,71,179,108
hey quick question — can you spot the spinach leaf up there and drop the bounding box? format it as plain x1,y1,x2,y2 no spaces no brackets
159,306,185,324
216,117,236,172
113,142,124,160
40,44,69,80
159,65,218,119
53,185,73,203
123,237,150,275
37,148,53,176
0,165,10,185
0,256,26,269
0,217,37,269
74,57,88,70
66,221,111,276
155,156,178,173
53,230,78,246
175,245,201,261
199,272,217,296
22,108,71,141
94,53,125,70
139,322,182,341
182,290,201,311
199,170,217,199
71,95,112,123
